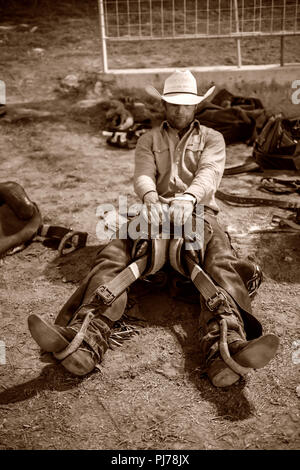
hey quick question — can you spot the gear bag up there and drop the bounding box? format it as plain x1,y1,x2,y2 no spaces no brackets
195,88,267,145
253,115,300,170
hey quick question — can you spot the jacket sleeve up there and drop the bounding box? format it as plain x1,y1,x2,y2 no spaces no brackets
134,131,158,201
184,128,226,203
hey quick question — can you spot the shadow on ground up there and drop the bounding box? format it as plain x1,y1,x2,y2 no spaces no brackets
0,364,86,405
168,313,254,422
44,244,106,284
253,233,300,283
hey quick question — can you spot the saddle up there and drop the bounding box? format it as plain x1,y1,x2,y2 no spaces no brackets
0,181,88,257
0,181,42,257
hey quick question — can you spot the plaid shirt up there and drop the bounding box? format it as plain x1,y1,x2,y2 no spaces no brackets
134,119,226,212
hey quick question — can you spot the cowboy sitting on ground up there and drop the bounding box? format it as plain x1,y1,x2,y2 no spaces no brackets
28,70,279,387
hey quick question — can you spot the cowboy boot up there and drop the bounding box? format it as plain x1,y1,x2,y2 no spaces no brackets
28,238,134,376
28,305,112,376
28,307,113,376
199,289,280,387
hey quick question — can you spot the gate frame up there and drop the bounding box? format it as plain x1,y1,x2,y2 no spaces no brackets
97,0,300,73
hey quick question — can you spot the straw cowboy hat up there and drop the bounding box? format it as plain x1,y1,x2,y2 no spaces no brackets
146,70,215,106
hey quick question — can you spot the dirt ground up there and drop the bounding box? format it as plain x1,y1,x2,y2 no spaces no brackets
0,0,299,452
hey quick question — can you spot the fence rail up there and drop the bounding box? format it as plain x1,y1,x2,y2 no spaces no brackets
97,0,300,71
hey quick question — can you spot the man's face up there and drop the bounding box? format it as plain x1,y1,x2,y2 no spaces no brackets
163,101,197,130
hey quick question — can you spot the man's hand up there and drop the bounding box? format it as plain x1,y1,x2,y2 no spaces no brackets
169,199,194,226
142,191,164,226
143,191,159,205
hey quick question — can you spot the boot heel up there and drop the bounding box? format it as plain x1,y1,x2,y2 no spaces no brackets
60,349,96,376
207,357,241,387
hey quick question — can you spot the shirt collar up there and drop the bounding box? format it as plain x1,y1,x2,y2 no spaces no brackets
160,119,201,135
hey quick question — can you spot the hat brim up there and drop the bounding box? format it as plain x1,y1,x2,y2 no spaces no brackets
146,85,215,105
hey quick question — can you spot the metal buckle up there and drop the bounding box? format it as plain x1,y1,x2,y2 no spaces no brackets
96,285,116,306
206,291,226,311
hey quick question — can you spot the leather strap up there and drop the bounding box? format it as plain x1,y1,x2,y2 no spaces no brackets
95,255,148,306
216,189,300,211
53,255,149,360
272,214,300,231
259,177,300,194
185,255,227,311
224,160,260,175
36,224,88,255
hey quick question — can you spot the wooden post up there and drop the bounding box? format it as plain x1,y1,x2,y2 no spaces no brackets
234,0,242,67
280,3,285,66
280,36,285,66
97,0,108,73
